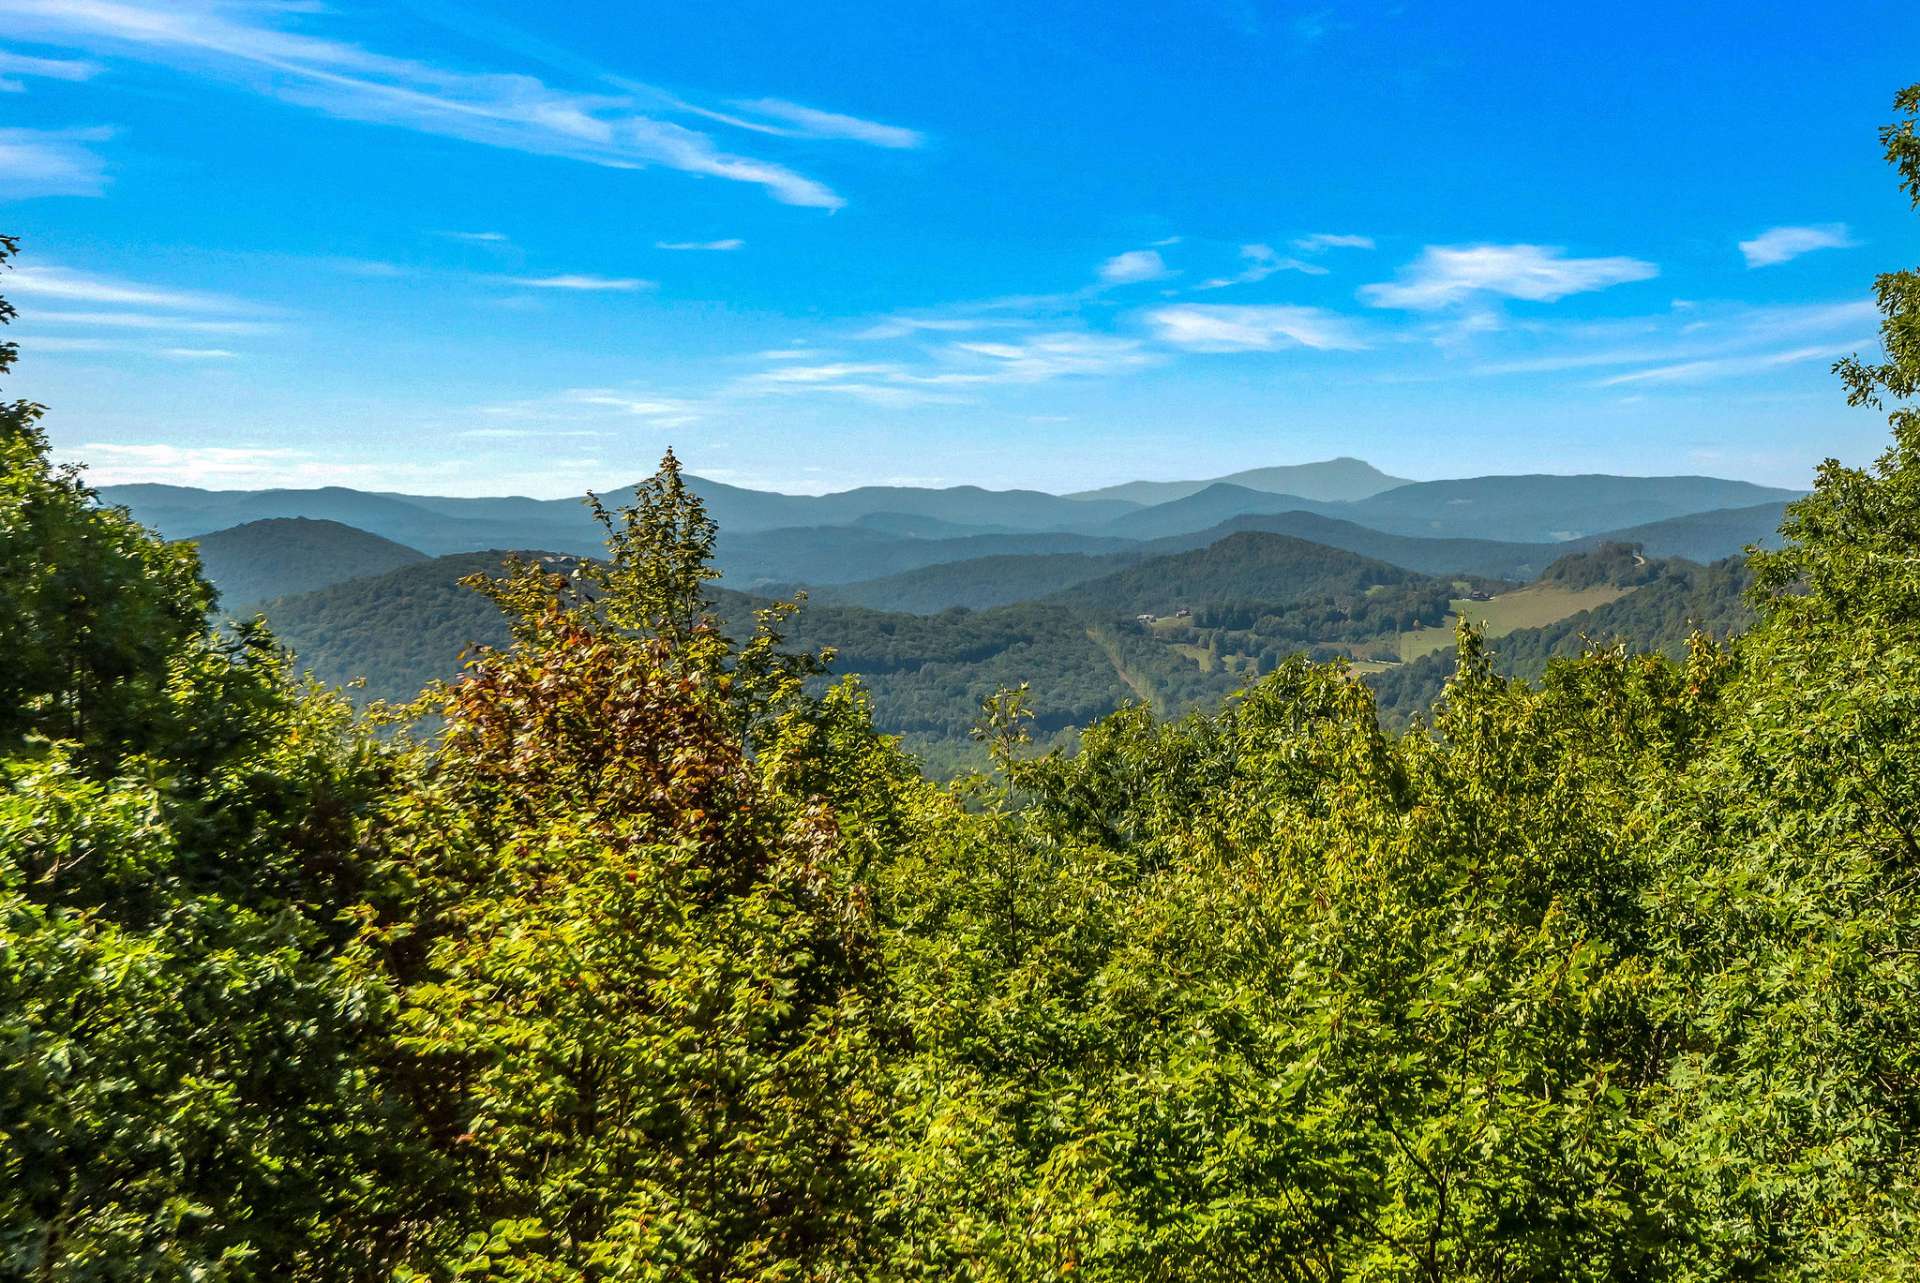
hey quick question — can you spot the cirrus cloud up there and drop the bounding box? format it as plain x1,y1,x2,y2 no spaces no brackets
510,274,653,292
1099,248,1172,285
0,125,114,197
1145,303,1366,352
0,0,920,210
1360,243,1658,310
1738,223,1857,268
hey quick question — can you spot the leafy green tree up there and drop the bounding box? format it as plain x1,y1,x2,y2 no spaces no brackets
1625,81,1920,1280
375,454,913,1281
0,240,424,1281
0,236,209,762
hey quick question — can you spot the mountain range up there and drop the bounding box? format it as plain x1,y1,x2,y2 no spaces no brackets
101,458,1799,588
115,455,1803,768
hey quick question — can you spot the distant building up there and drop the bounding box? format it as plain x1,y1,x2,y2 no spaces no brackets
1174,607,1191,618
1136,613,1157,624
1467,590,1493,602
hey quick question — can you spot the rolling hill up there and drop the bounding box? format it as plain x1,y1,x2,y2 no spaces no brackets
1582,501,1791,562
714,525,1135,587
698,504,1788,617
189,517,428,611
1068,457,1410,506
1139,510,1564,579
255,551,1243,774
1339,474,1800,542
1050,530,1424,616
805,552,1136,613
1098,483,1337,539
101,482,601,554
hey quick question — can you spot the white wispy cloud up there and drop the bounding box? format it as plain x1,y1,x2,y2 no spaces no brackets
1595,342,1869,387
511,274,653,291
945,332,1153,381
748,361,902,384
455,426,610,440
475,387,705,428
0,46,102,87
1360,243,1657,309
734,332,1151,405
717,98,925,149
1146,303,1367,352
6,263,250,311
69,442,310,486
323,257,410,278
1471,300,1877,379
15,335,248,360
438,229,511,245
655,238,743,251
1738,223,1857,268
63,441,507,490
851,315,1004,340
1292,232,1375,253
0,125,114,197
562,389,701,421
0,0,898,209
735,360,963,406
28,308,268,333
1099,248,1172,285
1197,243,1323,290
20,335,115,352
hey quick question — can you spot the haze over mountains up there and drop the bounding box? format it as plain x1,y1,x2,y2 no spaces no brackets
104,457,1799,596
101,454,1799,771
1063,457,1411,506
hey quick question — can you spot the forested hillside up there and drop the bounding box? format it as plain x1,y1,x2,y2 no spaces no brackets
260,550,531,700
1050,529,1426,612
190,516,428,610
1367,555,1756,725
250,527,1733,760
5,86,1920,1283
804,550,1132,611
260,549,1244,770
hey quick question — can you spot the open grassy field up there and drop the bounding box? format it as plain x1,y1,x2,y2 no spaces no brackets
1397,583,1634,661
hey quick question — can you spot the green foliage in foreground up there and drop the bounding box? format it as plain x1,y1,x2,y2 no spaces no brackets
4,86,1920,1281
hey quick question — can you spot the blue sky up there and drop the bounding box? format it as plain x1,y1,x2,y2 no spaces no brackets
1,0,1916,496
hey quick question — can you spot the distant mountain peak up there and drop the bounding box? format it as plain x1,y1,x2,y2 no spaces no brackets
1065,458,1412,507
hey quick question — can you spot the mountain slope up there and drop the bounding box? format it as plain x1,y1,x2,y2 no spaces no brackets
261,551,529,701
1344,475,1801,542
103,470,1804,561
100,483,602,554
257,554,1242,770
1100,483,1340,540
814,514,1567,615
1052,530,1421,615
807,552,1138,613
1068,457,1410,506
1139,511,1562,579
715,525,1135,587
1580,501,1790,562
189,517,428,611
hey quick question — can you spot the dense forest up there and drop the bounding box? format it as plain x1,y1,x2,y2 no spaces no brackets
4,85,1920,1283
